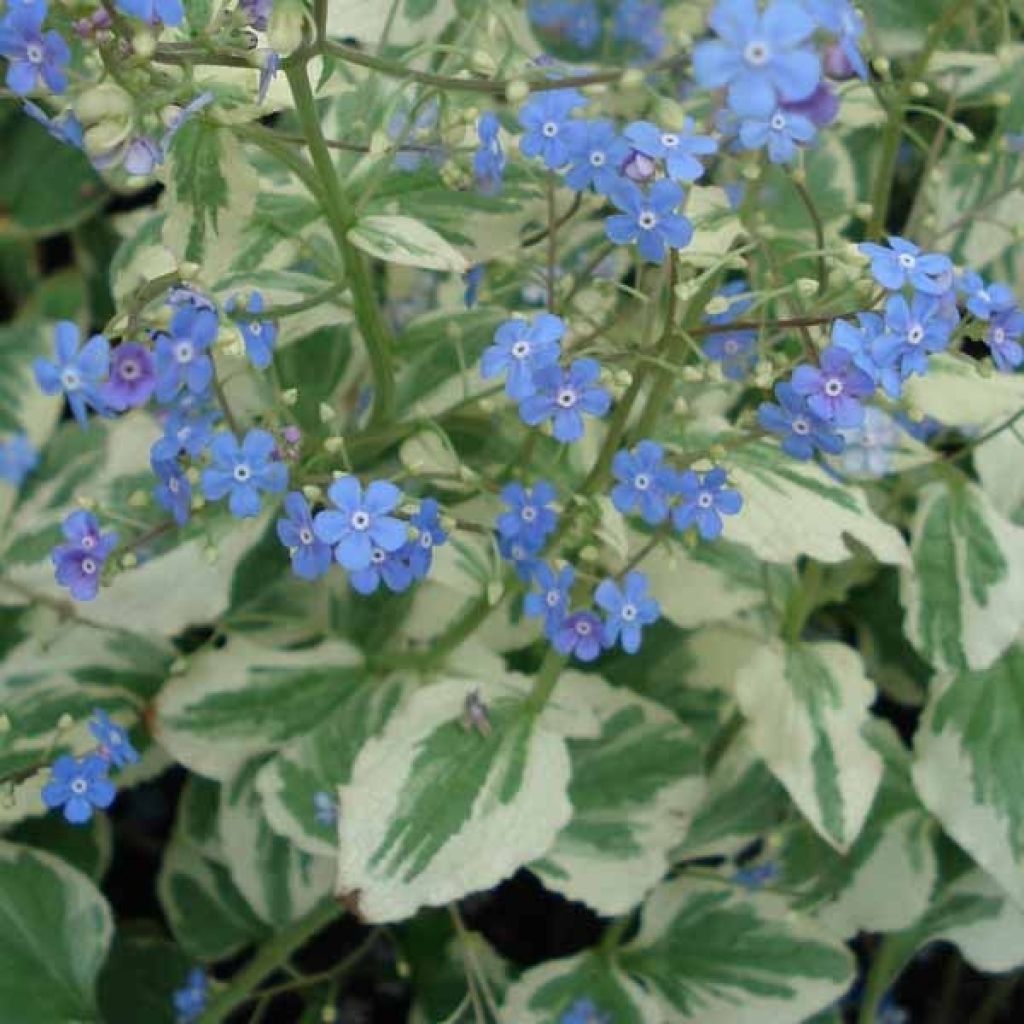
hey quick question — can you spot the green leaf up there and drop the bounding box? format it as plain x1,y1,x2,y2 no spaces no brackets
904,353,1024,430
337,674,572,922
912,646,1024,908
975,425,1024,526
901,481,1024,672
348,214,469,272
618,877,854,1022
98,935,195,1024
10,813,112,885
327,0,455,45
735,642,884,851
530,675,706,916
0,841,113,1024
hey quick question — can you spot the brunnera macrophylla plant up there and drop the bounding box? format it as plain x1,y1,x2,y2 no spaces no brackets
2,0,1024,1021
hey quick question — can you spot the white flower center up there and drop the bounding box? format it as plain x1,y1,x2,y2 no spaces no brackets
521,505,537,523
371,548,387,565
634,473,650,491
744,40,771,66
351,510,371,531
511,340,531,359
697,492,714,509
575,619,592,636
660,132,679,148
792,417,811,435
771,112,787,131
60,368,81,391
168,477,180,493
545,590,560,607
993,327,1006,345
724,338,739,355
590,151,606,167
233,463,252,483
638,210,658,230
26,43,44,64
898,252,916,270
621,603,637,621
824,377,844,397
81,557,97,575
174,340,194,364
419,532,433,548
907,325,924,345
70,778,89,795
119,359,140,380
556,388,578,409
81,534,96,551
542,121,558,138
299,527,314,545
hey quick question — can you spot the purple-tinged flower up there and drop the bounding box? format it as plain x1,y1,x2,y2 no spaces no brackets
595,571,660,654
200,429,288,519
497,480,558,552
41,753,116,825
464,265,484,309
276,492,332,580
671,467,743,540
986,307,1024,373
791,345,875,426
105,342,156,411
125,136,164,176
804,0,868,80
313,791,338,827
518,88,589,170
563,119,630,194
481,313,564,400
704,294,758,378
613,0,665,59
606,179,693,263
161,91,215,153
518,359,611,443
958,271,1016,321
738,107,816,163
611,441,673,525
621,149,658,183
529,0,602,48
831,313,891,393
34,321,111,427
624,119,718,183
167,286,217,312
405,498,447,580
0,434,37,486
781,79,840,127
154,305,218,403
114,0,184,27
693,0,822,118
706,279,754,325
51,510,118,601
873,292,956,389
388,101,445,172
858,237,954,296
152,454,192,526
498,533,542,582
349,544,414,596
22,100,83,148
314,476,407,572
523,562,574,631
0,1,70,96
553,610,605,662
239,0,273,30
758,380,845,460
172,968,208,1024
474,112,506,195
231,291,277,370
88,709,140,769
258,50,279,105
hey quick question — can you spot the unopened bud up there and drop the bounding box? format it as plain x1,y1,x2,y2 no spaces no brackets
620,68,645,90
133,28,156,58
681,365,704,382
909,81,929,98
578,544,599,563
0,713,10,733
179,261,202,280
706,362,725,383
672,397,689,415
268,0,307,53
128,489,149,508
486,580,504,606
76,495,96,510
872,57,890,77
952,123,974,144
121,552,138,569
74,82,133,124
796,277,819,298
170,657,188,674
318,402,336,423
281,388,298,406
301,484,322,502
323,436,345,454
57,713,74,731
505,80,530,104
705,295,730,317
709,443,727,462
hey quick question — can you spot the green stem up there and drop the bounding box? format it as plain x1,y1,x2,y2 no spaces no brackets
857,935,914,1024
781,561,823,643
792,178,828,296
195,899,342,1024
527,647,569,713
284,61,397,427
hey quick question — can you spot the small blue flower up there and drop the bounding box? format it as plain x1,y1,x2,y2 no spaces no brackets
606,179,693,263
858,237,954,296
497,533,542,582
481,313,564,400
831,313,891,394
41,753,116,825
523,562,574,631
732,861,779,889
958,271,1016,321
172,967,208,1024
552,610,605,662
22,100,83,148
232,292,278,370
258,50,280,105
693,0,821,118
0,1,70,96
529,0,602,48
873,292,956,388
152,455,192,526
519,88,589,170
805,0,868,80
34,321,111,427
624,119,718,183
611,441,673,525
88,709,140,769
613,0,665,59
758,381,845,460
704,329,758,380
405,498,447,580
105,342,156,411
154,305,218,403
313,476,407,572
838,407,902,478
559,998,611,1024
595,571,660,654
349,544,414,596
388,100,445,172
497,480,559,553
0,433,37,486
151,400,220,462
474,112,506,195
115,0,184,27
738,107,816,163
464,265,485,308
200,429,288,519
240,0,272,30
563,119,630,194
51,510,118,601
671,467,743,540
277,492,333,580
518,359,611,444
987,307,1024,373
790,345,875,427
313,791,338,827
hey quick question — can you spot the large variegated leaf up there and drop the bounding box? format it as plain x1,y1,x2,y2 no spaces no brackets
0,841,113,1024
912,646,1024,908
619,877,854,1023
725,442,910,565
734,642,884,851
348,215,468,273
905,353,1024,429
975,427,1024,524
98,935,196,1024
336,675,572,922
530,675,705,916
155,634,362,780
901,481,1024,672
327,0,456,45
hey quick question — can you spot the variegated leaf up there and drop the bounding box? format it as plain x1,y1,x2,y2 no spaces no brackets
348,214,468,273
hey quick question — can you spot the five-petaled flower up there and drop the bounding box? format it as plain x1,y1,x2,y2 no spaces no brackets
790,345,875,427
518,359,611,443
277,491,333,580
51,510,118,601
88,709,140,768
671,467,743,540
624,119,717,182
0,0,70,96
233,291,278,370
606,179,693,263
595,571,660,653
200,429,288,519
518,88,588,170
481,314,564,400
313,476,407,572
42,753,116,825
858,236,954,296
34,321,111,427
611,441,673,525
757,381,845,460
154,305,218,403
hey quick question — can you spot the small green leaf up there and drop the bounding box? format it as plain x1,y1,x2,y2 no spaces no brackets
349,214,469,273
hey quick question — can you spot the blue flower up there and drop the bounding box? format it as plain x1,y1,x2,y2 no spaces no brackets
200,429,288,518
519,88,588,170
313,476,407,572
474,112,506,195
22,100,83,148
595,571,660,653
560,998,611,1024
172,968,208,1024
986,308,1024,373
518,359,611,443
313,791,338,827
388,100,445,172
88,709,140,769
105,342,156,411
51,510,118,601
41,753,116,824
481,313,564,400
349,545,414,596
706,280,755,324
34,321,111,427
732,861,779,889
958,271,1016,321
0,433,37,486
239,0,272,30
858,237,953,296
758,381,845,460
563,119,630,194
693,0,821,118
464,265,485,309
704,325,758,380
611,441,673,525
671,467,743,540
873,293,956,388
115,0,184,26
523,562,574,631
405,498,447,580
553,610,605,662
497,481,559,552
152,455,192,526
498,533,542,582
277,492,333,580
805,0,868,80
606,180,693,263
232,292,277,370
258,50,280,105
613,0,666,59
151,400,220,462
529,1,602,48
830,313,891,393
790,345,875,427
154,305,218,403
0,1,70,96
738,107,816,163
838,407,902,478
624,119,718,183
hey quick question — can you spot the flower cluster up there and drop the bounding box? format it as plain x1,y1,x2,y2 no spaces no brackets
172,967,208,1024
51,510,118,602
